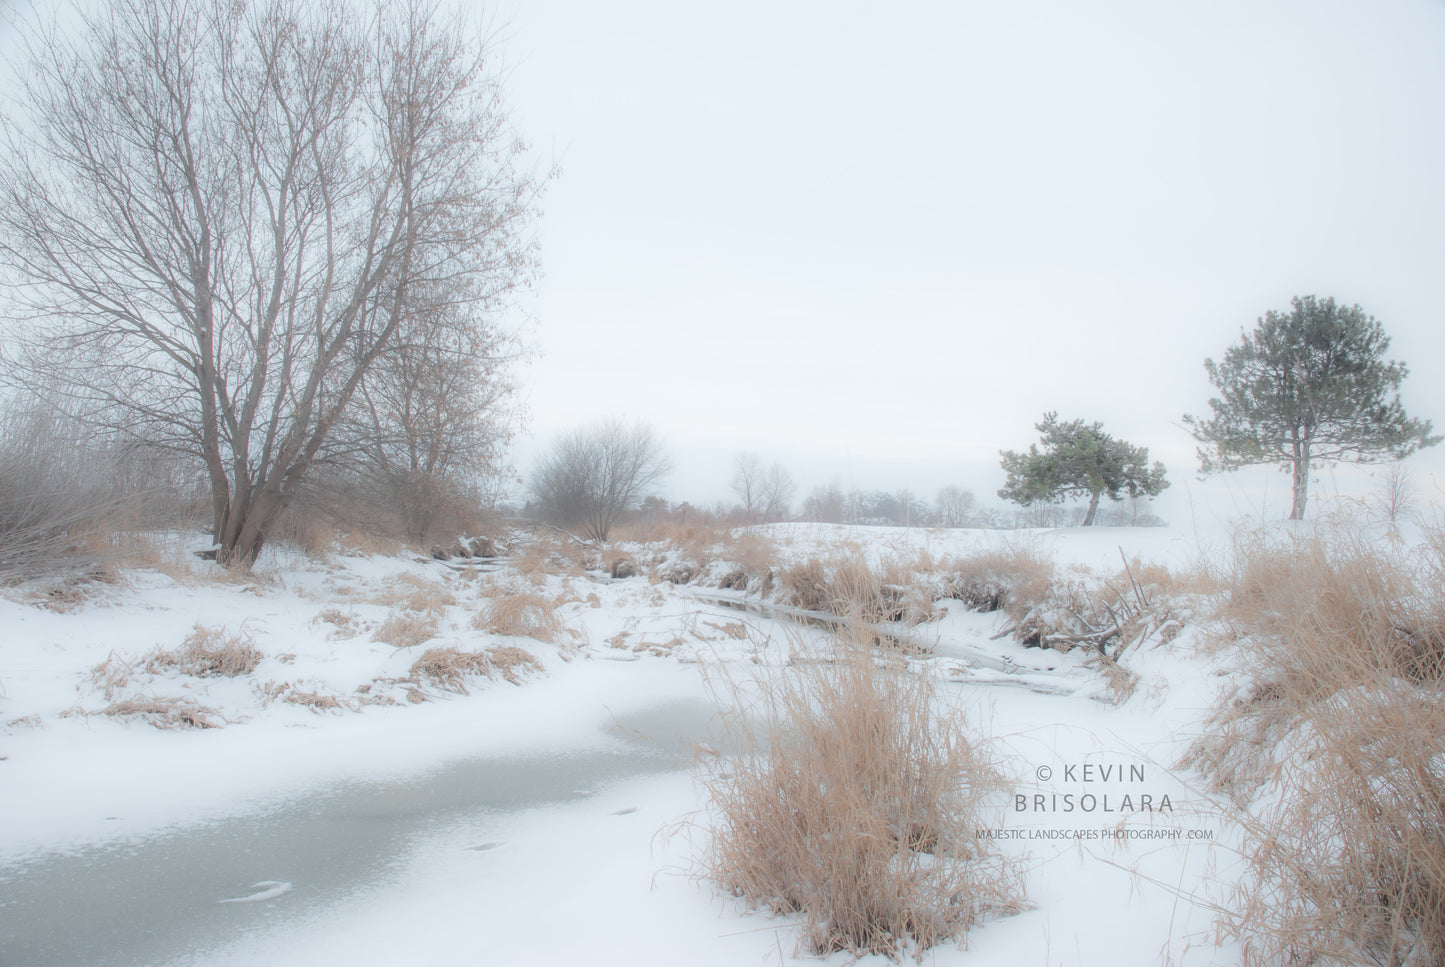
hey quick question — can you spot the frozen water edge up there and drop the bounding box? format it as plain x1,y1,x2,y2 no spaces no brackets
0,525,1249,965
0,697,725,967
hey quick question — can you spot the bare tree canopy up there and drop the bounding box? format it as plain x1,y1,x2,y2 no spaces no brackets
531,419,670,542
0,0,542,565
934,486,977,528
732,452,794,524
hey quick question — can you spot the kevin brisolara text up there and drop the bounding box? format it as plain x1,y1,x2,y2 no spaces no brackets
1015,793,1173,813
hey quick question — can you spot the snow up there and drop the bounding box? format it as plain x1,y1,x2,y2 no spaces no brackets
0,525,1253,966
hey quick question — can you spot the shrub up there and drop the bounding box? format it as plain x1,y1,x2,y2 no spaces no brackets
699,628,1024,958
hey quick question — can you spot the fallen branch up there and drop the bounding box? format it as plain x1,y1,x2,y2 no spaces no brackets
1043,627,1122,645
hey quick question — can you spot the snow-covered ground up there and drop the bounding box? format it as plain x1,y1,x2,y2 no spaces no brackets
1,525,1257,966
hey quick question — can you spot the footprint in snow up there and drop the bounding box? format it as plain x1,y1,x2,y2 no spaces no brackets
218,881,292,904
466,842,503,852
611,807,639,816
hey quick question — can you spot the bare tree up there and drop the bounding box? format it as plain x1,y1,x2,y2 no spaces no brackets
531,419,670,542
1376,460,1416,525
800,481,848,524
732,453,764,522
0,0,541,566
935,486,977,528
732,453,795,524
324,281,526,542
758,462,795,523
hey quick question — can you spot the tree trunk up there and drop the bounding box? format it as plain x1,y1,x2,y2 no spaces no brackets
1290,454,1309,520
1294,436,1317,520
1083,490,1101,526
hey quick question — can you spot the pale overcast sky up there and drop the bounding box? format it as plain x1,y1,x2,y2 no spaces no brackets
499,0,1445,522
4,0,1440,522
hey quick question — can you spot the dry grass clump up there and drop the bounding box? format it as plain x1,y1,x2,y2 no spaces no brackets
98,695,220,729
610,517,733,546
472,589,562,643
1187,524,1445,964
700,628,1024,958
512,535,588,580
936,544,1055,623
1229,686,1445,966
409,645,543,692
255,680,348,711
313,607,362,638
368,572,457,611
658,525,780,589
373,609,440,648
143,624,263,678
332,528,406,558
1188,527,1445,794
774,550,954,627
708,530,779,596
486,645,544,684
90,652,134,700
409,647,492,693
282,687,345,712
596,545,643,579
778,553,886,619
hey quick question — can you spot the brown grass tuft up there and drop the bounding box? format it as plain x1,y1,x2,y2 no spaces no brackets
98,695,220,729
1229,686,1445,966
409,647,493,693
511,535,587,581
777,553,884,619
486,645,544,684
473,589,562,643
313,607,362,638
144,624,263,678
699,628,1025,958
409,645,543,692
936,544,1054,622
367,572,457,611
1187,523,1445,964
373,609,440,648
255,680,348,712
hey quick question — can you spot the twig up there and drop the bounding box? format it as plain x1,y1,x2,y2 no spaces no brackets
1118,545,1150,609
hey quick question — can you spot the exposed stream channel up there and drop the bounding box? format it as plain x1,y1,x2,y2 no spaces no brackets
0,699,724,967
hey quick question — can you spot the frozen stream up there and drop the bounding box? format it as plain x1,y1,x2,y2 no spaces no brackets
0,699,723,967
